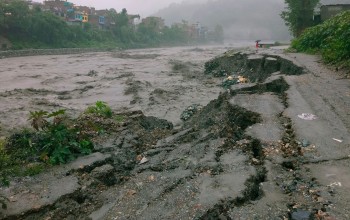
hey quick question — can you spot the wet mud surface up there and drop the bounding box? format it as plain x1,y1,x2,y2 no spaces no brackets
1,46,350,220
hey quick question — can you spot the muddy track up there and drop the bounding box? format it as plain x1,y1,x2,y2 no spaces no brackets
1,48,349,220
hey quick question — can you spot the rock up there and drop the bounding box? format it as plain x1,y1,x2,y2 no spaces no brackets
91,164,117,186
252,158,260,165
291,210,312,220
301,139,310,147
180,104,202,121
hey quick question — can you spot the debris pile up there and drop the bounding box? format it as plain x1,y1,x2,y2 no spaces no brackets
221,75,249,89
180,104,202,121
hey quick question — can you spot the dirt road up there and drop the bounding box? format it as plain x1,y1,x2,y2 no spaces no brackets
0,45,349,220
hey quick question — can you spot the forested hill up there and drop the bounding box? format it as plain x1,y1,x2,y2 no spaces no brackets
0,0,223,50
153,0,291,41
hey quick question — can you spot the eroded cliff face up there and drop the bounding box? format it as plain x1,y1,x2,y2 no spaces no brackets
205,51,303,82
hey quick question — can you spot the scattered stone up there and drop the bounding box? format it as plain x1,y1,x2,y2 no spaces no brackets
126,189,137,197
252,158,260,165
87,70,98,77
147,175,156,182
180,104,202,121
291,209,312,220
301,139,310,147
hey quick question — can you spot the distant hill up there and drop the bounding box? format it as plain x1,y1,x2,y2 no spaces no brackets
153,0,291,41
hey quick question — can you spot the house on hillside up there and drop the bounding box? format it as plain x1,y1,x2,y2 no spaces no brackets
320,4,350,21
315,0,350,22
74,11,88,23
141,17,165,32
89,10,109,29
43,0,74,18
74,5,95,16
128,14,141,26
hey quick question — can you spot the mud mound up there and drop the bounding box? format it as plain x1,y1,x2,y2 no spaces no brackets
205,51,304,82
185,92,261,139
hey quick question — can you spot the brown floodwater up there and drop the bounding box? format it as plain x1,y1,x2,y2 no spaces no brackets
0,45,247,135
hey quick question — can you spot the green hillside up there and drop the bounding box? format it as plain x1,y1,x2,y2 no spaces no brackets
291,11,350,68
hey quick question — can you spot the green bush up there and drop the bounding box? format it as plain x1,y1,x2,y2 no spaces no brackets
26,110,93,164
85,101,113,118
292,11,350,67
0,138,11,187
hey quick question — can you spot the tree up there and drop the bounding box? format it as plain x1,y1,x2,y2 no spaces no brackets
107,8,130,38
0,0,31,37
281,0,319,37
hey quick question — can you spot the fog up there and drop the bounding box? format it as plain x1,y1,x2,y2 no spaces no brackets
35,0,291,41
35,0,191,16
154,0,291,41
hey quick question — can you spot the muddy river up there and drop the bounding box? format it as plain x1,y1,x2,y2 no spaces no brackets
0,45,244,136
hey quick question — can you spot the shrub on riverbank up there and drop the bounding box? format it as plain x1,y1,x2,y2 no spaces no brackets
0,102,115,188
291,11,350,68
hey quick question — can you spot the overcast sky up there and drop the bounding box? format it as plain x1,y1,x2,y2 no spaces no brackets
35,0,190,16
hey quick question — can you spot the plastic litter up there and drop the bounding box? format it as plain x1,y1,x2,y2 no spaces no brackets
327,182,342,187
297,113,317,120
332,138,343,143
238,76,248,83
221,75,248,89
139,157,149,164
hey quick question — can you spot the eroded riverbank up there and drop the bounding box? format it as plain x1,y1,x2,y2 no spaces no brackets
1,46,350,219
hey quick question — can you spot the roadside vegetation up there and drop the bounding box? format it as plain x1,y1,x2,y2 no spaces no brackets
0,0,223,50
291,11,350,68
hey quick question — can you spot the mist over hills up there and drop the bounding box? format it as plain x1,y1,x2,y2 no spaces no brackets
153,0,291,41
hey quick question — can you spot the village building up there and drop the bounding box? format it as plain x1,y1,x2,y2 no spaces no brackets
320,4,350,21
89,10,109,29
315,0,350,22
141,17,165,32
42,0,73,18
